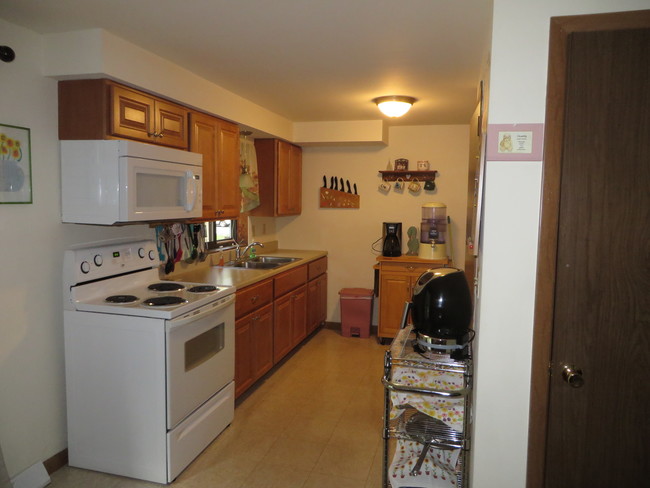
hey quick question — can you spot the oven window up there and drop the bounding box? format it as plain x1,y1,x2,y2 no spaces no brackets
184,322,225,372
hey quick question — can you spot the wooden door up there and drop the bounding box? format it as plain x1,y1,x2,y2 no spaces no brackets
190,112,219,218
273,293,293,363
252,303,274,380
378,271,411,340
290,285,307,346
154,99,188,149
111,84,155,142
215,120,241,219
234,315,253,398
529,10,650,488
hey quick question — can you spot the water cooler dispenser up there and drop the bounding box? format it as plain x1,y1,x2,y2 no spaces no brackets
418,203,449,260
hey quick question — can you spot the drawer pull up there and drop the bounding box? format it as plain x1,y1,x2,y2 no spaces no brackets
250,295,259,303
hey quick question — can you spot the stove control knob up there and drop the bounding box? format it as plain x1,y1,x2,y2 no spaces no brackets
148,249,156,260
94,254,103,267
138,247,145,259
80,261,90,274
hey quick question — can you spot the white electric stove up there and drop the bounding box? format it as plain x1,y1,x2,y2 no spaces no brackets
63,239,236,483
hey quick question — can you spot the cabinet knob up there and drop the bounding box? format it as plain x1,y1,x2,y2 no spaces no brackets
251,295,259,303
407,266,415,271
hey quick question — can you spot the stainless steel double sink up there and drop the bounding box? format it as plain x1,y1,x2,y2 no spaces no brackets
223,256,300,270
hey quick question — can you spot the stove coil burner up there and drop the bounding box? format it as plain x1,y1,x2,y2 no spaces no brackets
143,296,188,307
188,285,218,293
148,282,185,292
105,295,139,304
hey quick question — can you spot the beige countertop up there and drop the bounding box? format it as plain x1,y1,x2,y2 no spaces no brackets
170,249,327,290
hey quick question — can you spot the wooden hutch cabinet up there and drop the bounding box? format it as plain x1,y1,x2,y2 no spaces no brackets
376,256,449,343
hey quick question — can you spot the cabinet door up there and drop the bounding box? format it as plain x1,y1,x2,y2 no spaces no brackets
307,273,328,334
111,84,188,149
190,113,240,219
290,285,307,347
378,272,411,340
155,99,188,149
190,112,219,218
111,84,155,142
252,303,274,380
273,293,294,363
235,316,254,398
276,141,302,215
317,273,327,326
215,120,241,219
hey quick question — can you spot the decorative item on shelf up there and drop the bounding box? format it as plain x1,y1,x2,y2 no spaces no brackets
406,226,419,255
320,174,360,208
424,179,436,191
408,178,421,193
394,158,409,171
386,160,393,170
394,177,405,191
379,182,391,193
417,160,430,170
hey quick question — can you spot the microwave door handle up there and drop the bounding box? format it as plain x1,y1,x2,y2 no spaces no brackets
185,171,197,211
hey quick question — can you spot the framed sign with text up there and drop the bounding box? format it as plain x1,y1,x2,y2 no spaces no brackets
486,123,544,161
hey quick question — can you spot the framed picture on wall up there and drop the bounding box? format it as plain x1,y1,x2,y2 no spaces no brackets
0,123,32,204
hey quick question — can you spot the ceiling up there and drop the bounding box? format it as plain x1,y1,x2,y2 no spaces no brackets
2,0,493,126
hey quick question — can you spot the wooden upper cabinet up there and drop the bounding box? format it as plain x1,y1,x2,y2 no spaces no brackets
58,79,189,149
251,139,302,217
189,111,240,220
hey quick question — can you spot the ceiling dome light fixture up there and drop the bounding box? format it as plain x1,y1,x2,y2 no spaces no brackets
372,95,417,117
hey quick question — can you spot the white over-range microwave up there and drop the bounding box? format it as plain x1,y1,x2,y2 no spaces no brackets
61,140,203,225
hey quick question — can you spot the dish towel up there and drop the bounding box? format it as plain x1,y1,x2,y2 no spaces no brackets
388,439,460,488
239,136,260,212
390,363,465,433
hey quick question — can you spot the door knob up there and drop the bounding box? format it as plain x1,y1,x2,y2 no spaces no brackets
562,364,585,388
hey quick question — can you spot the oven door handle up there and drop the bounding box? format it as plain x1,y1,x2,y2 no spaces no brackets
167,293,235,329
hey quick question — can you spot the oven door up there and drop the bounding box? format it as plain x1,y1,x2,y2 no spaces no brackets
166,293,234,429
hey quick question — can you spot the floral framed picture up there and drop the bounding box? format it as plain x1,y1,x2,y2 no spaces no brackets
0,123,32,204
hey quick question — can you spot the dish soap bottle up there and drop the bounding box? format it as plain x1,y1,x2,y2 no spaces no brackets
249,246,257,259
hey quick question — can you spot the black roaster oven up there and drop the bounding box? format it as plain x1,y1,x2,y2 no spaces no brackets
410,267,473,359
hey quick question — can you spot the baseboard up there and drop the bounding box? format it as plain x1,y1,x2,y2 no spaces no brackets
11,462,50,488
42,449,67,475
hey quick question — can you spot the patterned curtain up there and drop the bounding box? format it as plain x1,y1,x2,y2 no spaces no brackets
239,136,260,213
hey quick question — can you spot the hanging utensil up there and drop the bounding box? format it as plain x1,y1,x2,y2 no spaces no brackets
184,226,195,263
198,224,207,262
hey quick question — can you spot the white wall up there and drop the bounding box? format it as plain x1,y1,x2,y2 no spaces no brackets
272,125,469,322
0,20,154,477
472,1,650,487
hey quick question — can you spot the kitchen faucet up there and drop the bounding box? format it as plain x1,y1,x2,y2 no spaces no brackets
235,241,264,260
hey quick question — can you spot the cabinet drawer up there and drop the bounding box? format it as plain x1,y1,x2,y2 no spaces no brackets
274,265,308,298
235,279,273,318
308,257,328,280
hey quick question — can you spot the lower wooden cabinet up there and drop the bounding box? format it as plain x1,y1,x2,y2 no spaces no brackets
377,257,449,342
235,303,273,398
273,284,307,363
307,272,327,334
234,258,327,397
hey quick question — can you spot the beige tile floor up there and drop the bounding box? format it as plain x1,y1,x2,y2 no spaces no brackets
50,328,387,487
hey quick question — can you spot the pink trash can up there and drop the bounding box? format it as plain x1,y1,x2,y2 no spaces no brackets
339,288,374,338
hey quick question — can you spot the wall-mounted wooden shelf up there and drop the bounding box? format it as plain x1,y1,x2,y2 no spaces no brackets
379,170,438,182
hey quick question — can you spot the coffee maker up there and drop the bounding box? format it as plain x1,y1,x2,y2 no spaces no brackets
382,222,402,257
